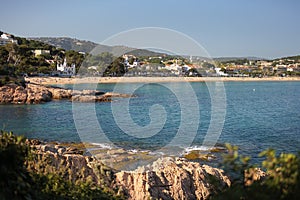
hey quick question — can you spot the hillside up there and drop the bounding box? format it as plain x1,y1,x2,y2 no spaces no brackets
29,37,165,57
28,37,98,53
0,31,84,80
277,55,300,62
214,56,267,62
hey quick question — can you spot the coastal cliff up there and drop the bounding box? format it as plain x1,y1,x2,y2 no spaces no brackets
115,157,230,200
27,141,231,200
0,83,131,104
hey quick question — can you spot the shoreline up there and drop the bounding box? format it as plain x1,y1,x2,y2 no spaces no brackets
26,76,300,85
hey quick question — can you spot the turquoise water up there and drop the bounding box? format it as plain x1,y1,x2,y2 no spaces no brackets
0,81,299,160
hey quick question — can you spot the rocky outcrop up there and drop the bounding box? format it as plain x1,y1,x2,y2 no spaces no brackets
26,141,231,200
47,87,72,99
26,84,52,104
115,157,231,200
26,141,117,194
0,84,17,103
71,95,110,102
71,92,133,102
0,84,52,104
0,83,133,104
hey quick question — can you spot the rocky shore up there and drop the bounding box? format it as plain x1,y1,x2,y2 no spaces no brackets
0,83,132,104
27,141,233,200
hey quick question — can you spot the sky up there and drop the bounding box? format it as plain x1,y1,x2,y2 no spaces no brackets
1,0,299,59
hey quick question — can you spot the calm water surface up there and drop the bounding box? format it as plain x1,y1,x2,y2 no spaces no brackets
0,81,299,160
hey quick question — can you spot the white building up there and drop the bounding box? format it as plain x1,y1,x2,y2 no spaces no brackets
165,63,181,71
34,49,50,57
57,58,76,76
215,67,228,76
123,54,141,69
0,33,18,45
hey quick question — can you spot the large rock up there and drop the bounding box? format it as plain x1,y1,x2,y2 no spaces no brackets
13,86,28,104
0,83,132,104
0,84,17,103
115,157,231,200
28,142,231,200
0,84,52,104
26,84,52,104
28,143,116,191
48,88,72,99
71,94,112,102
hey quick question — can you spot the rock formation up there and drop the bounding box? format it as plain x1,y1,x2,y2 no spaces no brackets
27,141,232,200
115,157,231,200
26,141,117,194
0,84,52,104
0,83,133,104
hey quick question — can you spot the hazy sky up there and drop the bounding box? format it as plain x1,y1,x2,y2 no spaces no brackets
1,0,299,58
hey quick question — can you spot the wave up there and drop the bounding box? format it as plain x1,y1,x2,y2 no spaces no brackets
89,142,114,149
183,145,226,153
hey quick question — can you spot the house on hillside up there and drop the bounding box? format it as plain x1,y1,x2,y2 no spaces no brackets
34,49,50,57
0,33,18,45
56,58,76,76
215,67,228,76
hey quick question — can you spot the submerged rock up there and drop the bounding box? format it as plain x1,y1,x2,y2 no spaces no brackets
71,94,112,102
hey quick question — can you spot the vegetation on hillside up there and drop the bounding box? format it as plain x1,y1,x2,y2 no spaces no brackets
0,32,85,77
28,37,98,53
30,37,166,57
1,31,299,79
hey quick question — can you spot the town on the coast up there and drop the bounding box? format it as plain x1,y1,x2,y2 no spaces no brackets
1,31,300,85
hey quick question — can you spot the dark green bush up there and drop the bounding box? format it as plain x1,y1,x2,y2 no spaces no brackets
212,144,300,200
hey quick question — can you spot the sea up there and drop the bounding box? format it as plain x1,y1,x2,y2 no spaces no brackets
1,81,300,163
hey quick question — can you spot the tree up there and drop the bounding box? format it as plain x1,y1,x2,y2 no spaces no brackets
65,50,84,68
38,66,51,74
104,57,126,76
0,46,9,65
202,62,215,69
5,43,20,66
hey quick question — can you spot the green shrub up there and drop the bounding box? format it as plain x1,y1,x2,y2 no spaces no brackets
212,144,300,200
0,131,31,199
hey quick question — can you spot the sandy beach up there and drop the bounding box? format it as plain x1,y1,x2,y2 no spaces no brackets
25,76,300,85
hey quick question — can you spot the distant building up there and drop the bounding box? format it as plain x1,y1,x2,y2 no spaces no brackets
182,64,191,72
215,67,228,76
0,33,18,45
57,58,76,76
257,60,272,66
123,54,141,69
34,49,50,57
165,63,181,71
275,64,288,72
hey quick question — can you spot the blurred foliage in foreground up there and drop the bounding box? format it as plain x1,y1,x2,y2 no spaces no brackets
0,131,122,200
212,143,300,200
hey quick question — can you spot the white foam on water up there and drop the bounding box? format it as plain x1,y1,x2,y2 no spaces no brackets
89,142,113,149
184,146,212,153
